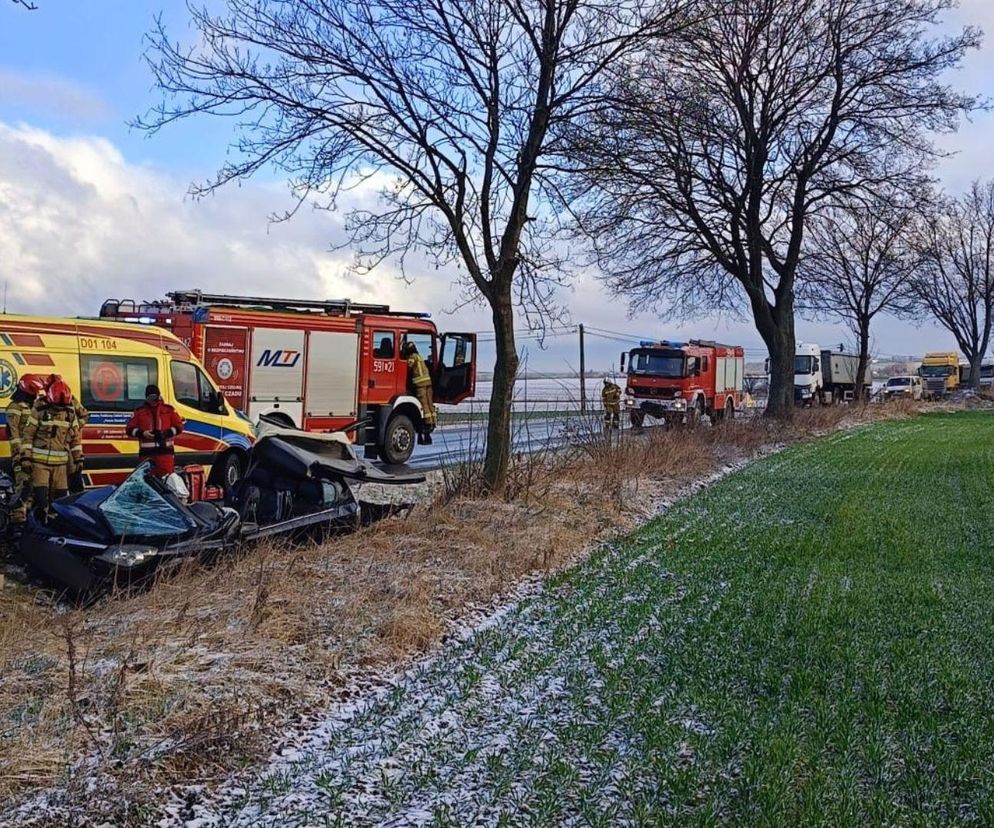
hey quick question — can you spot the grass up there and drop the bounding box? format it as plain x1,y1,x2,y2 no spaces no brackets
216,409,994,826
0,402,923,823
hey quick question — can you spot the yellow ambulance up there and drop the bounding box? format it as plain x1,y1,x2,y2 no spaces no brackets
0,314,255,487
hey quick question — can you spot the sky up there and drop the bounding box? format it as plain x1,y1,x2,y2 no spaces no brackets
1,0,993,373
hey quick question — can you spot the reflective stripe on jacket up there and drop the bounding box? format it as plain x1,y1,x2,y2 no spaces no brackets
125,402,184,456
602,383,622,405
406,353,433,389
21,406,83,467
6,399,34,457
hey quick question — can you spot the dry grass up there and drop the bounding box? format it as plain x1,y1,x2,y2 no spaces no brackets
0,400,928,821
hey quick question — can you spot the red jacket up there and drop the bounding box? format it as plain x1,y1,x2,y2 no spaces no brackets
126,402,185,475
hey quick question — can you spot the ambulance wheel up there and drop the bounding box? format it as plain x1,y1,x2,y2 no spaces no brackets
382,415,415,465
212,452,243,490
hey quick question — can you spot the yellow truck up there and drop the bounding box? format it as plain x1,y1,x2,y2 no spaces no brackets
0,314,255,488
918,352,960,399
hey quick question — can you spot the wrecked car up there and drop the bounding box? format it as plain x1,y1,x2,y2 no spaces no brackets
17,426,424,594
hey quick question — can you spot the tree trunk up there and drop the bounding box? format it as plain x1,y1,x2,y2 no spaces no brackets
483,286,519,491
754,297,796,418
855,321,871,402
967,351,982,390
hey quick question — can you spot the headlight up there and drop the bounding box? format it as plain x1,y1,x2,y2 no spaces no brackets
800,390,811,398
673,400,687,410
102,545,156,567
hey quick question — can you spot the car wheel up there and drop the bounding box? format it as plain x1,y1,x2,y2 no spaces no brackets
382,415,416,465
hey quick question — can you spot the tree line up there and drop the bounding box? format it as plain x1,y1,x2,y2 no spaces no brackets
136,0,983,488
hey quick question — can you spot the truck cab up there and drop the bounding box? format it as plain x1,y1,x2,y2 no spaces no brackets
918,352,960,399
793,342,823,404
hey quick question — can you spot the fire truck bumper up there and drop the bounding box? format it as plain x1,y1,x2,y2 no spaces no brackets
627,399,687,418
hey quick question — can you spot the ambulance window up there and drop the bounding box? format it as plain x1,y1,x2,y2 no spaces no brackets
172,362,221,413
373,332,395,358
402,333,434,365
81,356,158,413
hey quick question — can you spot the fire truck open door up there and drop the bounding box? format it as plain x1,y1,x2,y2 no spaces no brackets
434,333,476,404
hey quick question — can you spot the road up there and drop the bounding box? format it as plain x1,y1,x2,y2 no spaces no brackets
372,414,607,472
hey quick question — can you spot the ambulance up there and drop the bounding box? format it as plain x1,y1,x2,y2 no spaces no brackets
0,314,255,487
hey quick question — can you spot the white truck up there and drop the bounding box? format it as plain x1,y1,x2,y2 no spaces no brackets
792,343,868,404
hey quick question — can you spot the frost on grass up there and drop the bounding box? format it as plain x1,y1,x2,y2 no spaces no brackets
172,414,994,826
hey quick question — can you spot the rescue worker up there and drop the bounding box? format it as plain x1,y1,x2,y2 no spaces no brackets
44,374,89,426
21,379,84,519
602,377,622,430
403,341,436,445
125,384,185,477
6,374,47,526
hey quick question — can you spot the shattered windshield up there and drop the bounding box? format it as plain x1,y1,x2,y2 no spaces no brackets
98,463,195,537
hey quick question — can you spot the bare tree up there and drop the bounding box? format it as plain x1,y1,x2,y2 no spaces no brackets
910,180,994,389
565,0,978,416
798,195,920,400
11,0,38,8
136,0,686,489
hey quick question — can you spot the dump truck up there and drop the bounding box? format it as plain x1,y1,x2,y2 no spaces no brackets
620,339,745,427
792,343,868,404
918,352,960,399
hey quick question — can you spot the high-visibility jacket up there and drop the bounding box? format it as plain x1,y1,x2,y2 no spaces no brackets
6,398,35,460
602,382,622,406
406,353,433,389
126,402,185,475
22,405,83,468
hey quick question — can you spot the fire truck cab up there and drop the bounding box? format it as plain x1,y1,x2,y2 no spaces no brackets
621,339,745,427
98,291,476,465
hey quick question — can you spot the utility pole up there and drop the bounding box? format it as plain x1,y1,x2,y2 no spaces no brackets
579,323,587,414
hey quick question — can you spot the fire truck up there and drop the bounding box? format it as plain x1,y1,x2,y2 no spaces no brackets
98,291,476,465
620,339,745,427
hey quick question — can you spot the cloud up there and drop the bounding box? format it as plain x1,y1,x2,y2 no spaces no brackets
0,121,459,322
0,68,111,122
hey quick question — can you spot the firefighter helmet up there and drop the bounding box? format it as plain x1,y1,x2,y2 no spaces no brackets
17,374,46,396
46,379,73,407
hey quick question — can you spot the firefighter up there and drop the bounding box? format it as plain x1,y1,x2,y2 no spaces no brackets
125,384,185,477
6,374,46,526
403,341,436,445
44,374,89,426
602,377,622,430
21,379,84,519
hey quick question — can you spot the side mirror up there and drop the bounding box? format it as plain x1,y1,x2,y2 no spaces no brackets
620,352,627,372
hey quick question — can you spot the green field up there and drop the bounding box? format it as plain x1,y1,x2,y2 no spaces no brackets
210,412,994,826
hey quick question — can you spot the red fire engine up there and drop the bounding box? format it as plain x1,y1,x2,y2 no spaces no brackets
99,291,476,464
620,339,744,427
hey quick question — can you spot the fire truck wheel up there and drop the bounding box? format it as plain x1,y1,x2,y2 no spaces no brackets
724,397,735,420
382,414,416,465
689,397,706,426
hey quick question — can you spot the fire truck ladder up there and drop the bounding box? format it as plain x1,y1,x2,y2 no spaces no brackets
165,290,430,318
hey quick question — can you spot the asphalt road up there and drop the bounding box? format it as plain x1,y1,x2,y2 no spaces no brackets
371,414,608,473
